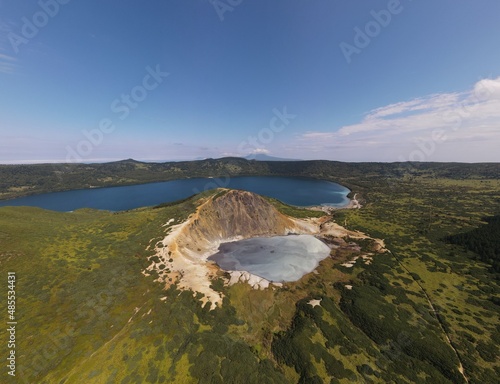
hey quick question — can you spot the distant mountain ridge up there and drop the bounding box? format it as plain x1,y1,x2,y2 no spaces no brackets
243,154,302,161
0,157,498,201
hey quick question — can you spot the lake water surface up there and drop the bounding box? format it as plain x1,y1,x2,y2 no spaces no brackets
0,176,350,212
209,235,331,282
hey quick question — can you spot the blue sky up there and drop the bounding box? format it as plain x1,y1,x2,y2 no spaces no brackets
1,0,499,163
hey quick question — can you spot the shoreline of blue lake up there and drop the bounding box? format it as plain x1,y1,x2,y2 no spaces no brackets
0,176,350,212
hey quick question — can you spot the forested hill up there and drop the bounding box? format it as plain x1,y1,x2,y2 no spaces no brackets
0,158,498,200
445,215,500,275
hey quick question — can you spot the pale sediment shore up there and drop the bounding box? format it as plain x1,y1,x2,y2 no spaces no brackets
346,193,362,209
308,193,362,213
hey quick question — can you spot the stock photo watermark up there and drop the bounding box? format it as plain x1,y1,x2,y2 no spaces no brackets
398,77,496,164
340,0,410,64
65,64,169,163
6,272,16,378
192,106,296,194
8,0,72,54
237,107,296,155
210,0,243,21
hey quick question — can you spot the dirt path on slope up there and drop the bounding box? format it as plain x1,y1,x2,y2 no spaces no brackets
390,251,469,383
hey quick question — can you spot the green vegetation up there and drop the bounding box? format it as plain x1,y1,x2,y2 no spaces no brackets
332,176,500,383
264,196,325,219
0,162,499,383
445,214,500,275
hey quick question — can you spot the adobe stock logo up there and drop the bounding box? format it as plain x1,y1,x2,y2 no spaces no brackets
398,77,496,164
190,106,296,196
340,0,410,64
65,65,169,163
210,0,243,21
237,107,296,155
8,0,72,54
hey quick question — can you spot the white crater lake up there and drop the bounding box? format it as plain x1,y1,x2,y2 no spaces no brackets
208,234,331,282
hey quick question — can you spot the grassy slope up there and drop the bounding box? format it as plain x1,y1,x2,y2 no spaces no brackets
0,196,203,383
333,178,500,383
0,175,499,383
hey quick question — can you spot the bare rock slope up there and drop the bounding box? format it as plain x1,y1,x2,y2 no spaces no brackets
146,189,385,309
174,189,315,253
146,189,318,307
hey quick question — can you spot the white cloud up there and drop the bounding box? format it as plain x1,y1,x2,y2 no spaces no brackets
218,148,272,159
249,148,270,155
474,78,500,100
295,77,500,162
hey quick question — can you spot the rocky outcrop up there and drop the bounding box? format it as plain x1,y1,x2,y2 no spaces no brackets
228,271,271,290
172,189,316,257
146,189,319,308
145,189,385,309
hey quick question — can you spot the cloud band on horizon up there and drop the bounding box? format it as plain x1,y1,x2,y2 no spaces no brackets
294,77,500,162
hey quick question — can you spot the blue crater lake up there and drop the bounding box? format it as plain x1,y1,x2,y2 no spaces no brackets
0,176,350,212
